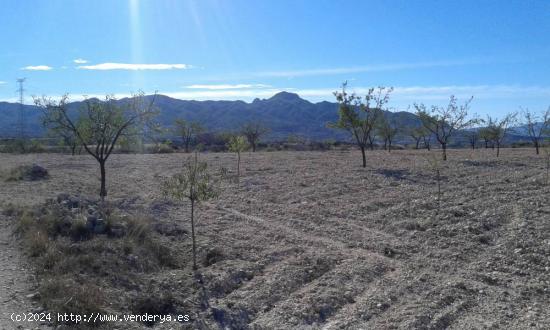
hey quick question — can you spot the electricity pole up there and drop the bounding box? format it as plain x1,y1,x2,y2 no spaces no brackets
16,78,26,140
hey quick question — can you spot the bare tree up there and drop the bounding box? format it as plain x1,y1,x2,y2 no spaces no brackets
35,93,157,200
329,82,392,167
522,107,550,155
414,96,476,160
465,130,479,150
241,122,269,152
174,119,203,153
485,113,517,157
162,153,219,270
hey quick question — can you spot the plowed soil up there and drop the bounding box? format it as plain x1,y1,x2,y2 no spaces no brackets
0,148,548,329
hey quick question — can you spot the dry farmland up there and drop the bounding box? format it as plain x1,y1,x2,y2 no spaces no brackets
1,148,549,329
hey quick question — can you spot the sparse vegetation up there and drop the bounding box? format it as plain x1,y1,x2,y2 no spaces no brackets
415,96,477,160
35,93,158,200
174,118,204,153
9,196,178,327
162,154,219,270
241,121,269,152
330,82,392,167
485,113,517,157
1,164,48,182
227,135,248,181
376,114,400,152
522,107,550,155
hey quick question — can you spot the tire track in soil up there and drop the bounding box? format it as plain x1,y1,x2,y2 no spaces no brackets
210,204,401,262
204,204,402,328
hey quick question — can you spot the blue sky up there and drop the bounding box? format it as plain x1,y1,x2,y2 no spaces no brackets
1,0,549,117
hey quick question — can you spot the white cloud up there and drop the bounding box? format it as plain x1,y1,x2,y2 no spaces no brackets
77,63,192,70
185,84,271,90
73,58,88,64
22,65,53,71
0,81,6,85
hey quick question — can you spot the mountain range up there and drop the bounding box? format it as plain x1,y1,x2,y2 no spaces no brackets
0,91,541,145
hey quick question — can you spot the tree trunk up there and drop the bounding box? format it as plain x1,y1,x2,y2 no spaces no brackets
535,141,539,155
360,145,366,168
368,135,374,150
185,138,190,153
383,139,387,150
415,139,420,149
496,143,500,157
71,144,76,156
99,160,107,201
252,142,256,152
191,199,197,270
442,143,447,161
388,140,392,152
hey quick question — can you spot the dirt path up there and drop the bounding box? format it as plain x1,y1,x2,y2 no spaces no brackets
0,217,46,329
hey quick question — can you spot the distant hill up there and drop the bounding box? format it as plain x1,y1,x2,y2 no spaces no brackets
0,92,419,142
0,92,542,145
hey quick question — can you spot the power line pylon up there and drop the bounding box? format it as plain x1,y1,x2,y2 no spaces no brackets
16,78,26,139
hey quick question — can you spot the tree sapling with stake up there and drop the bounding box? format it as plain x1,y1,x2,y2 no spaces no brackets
162,153,219,270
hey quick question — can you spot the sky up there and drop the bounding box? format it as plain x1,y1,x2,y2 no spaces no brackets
1,0,550,117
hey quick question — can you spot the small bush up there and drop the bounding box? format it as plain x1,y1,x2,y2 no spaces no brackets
2,164,49,182
204,247,225,266
24,230,50,257
39,278,104,324
131,292,176,326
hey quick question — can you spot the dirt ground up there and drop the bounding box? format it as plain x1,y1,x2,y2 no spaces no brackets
0,148,549,329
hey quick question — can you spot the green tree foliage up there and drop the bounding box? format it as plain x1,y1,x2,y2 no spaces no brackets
227,135,248,181
330,82,392,167
408,126,431,149
162,153,219,270
174,119,203,153
414,96,476,161
35,93,158,200
376,114,400,152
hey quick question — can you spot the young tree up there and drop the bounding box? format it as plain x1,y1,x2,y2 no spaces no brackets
376,114,400,152
162,154,219,270
35,93,157,200
47,124,80,155
227,135,248,182
423,153,443,214
409,126,428,149
174,119,203,153
485,113,517,157
478,127,493,149
241,122,269,152
329,82,392,167
422,133,432,150
522,107,550,155
414,96,475,160
464,129,479,150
